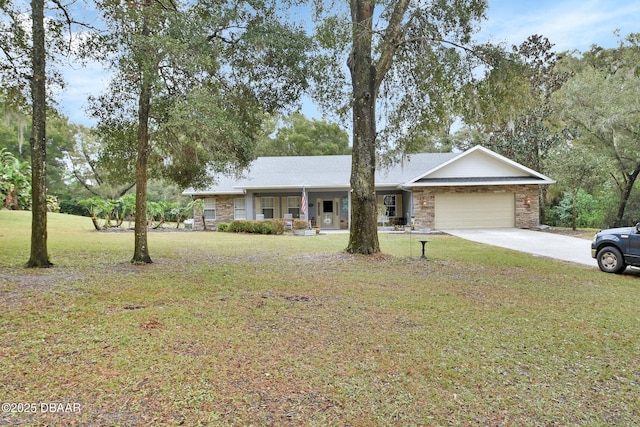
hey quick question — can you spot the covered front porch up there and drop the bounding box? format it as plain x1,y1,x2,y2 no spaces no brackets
251,189,349,230
192,187,412,231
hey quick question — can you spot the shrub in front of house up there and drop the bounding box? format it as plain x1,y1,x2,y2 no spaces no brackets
260,221,276,234
217,223,229,232
293,219,308,230
228,220,246,233
227,220,284,235
250,221,265,234
272,220,286,234
262,220,285,235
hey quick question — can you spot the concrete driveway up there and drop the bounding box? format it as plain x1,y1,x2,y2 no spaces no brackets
444,228,596,267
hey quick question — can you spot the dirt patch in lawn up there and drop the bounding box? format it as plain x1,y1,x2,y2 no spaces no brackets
0,268,86,305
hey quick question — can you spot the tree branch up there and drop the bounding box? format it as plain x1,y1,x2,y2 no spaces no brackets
0,44,26,78
154,0,178,12
207,26,244,45
71,168,102,197
374,0,410,92
116,182,136,198
50,0,104,58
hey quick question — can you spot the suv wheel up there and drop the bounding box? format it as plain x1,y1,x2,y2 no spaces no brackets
596,246,626,274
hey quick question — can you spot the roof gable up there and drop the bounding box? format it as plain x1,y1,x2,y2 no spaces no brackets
404,145,554,187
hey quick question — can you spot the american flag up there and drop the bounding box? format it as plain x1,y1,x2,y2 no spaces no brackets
301,188,307,215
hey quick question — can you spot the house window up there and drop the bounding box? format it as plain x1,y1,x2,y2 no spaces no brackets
341,196,349,217
287,196,301,218
203,197,216,220
234,198,246,220
383,195,397,217
261,197,274,219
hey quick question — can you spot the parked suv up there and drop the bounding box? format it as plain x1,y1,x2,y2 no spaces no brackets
591,223,640,273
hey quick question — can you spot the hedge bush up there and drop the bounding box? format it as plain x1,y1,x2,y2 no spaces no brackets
293,219,309,230
217,223,229,232
227,220,284,235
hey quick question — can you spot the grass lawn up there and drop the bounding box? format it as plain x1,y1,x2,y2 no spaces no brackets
1,210,639,426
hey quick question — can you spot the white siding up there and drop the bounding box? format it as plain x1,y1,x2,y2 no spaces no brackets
428,150,529,179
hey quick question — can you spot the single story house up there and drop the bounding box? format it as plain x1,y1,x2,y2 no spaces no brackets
183,145,555,231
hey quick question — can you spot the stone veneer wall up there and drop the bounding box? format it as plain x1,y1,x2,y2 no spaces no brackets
193,195,236,231
412,185,541,230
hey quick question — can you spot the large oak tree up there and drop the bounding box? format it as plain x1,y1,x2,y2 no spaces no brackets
313,0,488,254
91,0,312,263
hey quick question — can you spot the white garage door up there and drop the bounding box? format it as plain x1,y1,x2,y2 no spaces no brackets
435,192,514,229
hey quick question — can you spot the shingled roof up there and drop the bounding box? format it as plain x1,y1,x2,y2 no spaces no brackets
182,146,554,196
184,152,457,195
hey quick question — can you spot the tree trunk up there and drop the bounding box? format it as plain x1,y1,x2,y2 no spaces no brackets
5,186,16,209
132,100,152,264
131,15,153,265
27,0,52,268
346,0,380,254
90,214,103,231
571,190,577,231
614,167,640,227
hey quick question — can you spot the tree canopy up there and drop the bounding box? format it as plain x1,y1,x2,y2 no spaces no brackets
256,113,351,157
89,0,313,263
553,33,640,227
462,35,569,170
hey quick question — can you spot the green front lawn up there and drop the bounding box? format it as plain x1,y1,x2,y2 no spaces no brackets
1,210,638,426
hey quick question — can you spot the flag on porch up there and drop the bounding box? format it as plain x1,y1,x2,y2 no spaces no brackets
301,187,307,216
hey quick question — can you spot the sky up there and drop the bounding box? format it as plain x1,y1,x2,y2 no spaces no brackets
481,0,640,52
57,0,640,127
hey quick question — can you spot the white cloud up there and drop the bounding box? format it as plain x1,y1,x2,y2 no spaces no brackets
56,60,109,126
481,0,640,52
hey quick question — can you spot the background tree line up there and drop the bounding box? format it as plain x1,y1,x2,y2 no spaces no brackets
455,33,640,230
0,101,350,216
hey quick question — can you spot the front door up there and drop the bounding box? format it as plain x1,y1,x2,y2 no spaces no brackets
317,198,340,229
